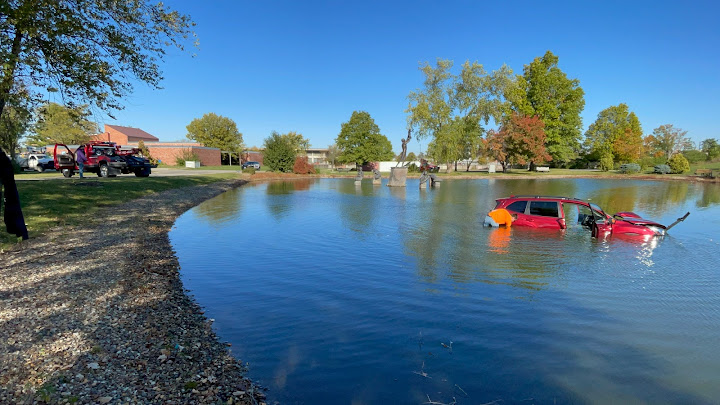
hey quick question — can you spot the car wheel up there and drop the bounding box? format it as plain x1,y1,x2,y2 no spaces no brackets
62,169,73,178
99,163,109,178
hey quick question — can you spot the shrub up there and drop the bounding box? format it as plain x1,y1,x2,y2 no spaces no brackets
242,167,256,174
293,156,315,174
682,149,706,164
137,140,158,165
619,163,641,174
599,153,614,171
407,163,419,173
653,164,671,174
175,149,200,166
263,132,296,172
667,153,690,173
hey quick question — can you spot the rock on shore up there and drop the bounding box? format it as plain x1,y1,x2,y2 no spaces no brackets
0,179,267,404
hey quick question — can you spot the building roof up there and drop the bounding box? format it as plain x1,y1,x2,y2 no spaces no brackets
105,124,159,141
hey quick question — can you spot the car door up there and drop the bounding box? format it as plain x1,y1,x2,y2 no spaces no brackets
53,144,76,170
526,200,562,229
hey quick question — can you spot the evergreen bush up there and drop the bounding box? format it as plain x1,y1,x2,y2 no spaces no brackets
619,163,641,174
667,153,690,173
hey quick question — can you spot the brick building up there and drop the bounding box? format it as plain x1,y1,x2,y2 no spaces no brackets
92,124,160,143
127,142,221,166
93,124,221,166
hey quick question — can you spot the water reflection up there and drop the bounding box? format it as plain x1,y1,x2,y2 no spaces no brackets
697,183,720,208
193,188,244,225
265,180,317,219
171,178,720,405
266,179,316,194
586,180,697,217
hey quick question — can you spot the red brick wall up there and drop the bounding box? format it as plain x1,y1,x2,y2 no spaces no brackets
128,142,221,166
91,131,128,144
244,151,264,164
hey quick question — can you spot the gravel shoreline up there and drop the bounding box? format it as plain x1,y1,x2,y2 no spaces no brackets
1,179,266,404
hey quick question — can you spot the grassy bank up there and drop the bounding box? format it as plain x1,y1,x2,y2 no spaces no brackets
2,173,238,249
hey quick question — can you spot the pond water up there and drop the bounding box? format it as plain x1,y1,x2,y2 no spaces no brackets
169,178,720,405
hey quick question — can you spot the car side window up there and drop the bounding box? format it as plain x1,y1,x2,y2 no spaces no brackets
529,201,559,217
506,200,528,214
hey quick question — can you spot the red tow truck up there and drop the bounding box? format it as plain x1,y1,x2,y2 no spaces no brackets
54,141,155,178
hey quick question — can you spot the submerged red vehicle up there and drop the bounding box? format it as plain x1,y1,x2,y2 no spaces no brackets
491,196,689,238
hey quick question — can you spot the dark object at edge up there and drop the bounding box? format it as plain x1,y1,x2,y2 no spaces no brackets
0,148,29,240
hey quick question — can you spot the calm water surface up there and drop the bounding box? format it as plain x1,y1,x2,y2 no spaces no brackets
169,178,720,404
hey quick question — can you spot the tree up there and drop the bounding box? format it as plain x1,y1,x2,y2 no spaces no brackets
26,102,96,146
645,124,691,159
406,59,514,170
511,51,585,166
186,113,243,151
335,111,394,166
326,143,340,167
137,140,157,165
667,153,690,174
405,152,417,162
485,114,551,172
0,0,196,121
584,103,643,163
701,138,720,161
282,131,310,153
263,131,295,172
0,105,31,156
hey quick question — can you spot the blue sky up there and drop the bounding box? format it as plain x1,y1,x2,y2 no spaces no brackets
101,0,719,153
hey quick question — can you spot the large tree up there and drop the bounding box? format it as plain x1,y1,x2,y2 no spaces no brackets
645,124,691,159
0,0,196,121
485,114,551,172
701,138,720,161
26,102,96,146
406,59,514,169
511,51,585,165
335,111,394,166
186,113,243,151
282,131,310,153
263,131,295,172
584,103,643,163
0,104,31,156
326,143,341,167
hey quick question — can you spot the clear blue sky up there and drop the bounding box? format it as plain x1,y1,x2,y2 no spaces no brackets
103,0,719,154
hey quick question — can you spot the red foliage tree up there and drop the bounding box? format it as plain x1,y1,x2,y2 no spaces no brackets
293,156,316,174
486,114,551,172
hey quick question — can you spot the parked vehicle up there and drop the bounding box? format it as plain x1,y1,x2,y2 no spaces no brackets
15,152,55,172
242,161,260,169
54,141,155,178
490,195,688,238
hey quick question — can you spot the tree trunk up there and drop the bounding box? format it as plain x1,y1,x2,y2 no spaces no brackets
0,28,25,121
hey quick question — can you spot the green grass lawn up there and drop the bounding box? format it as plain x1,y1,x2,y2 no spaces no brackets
2,173,238,249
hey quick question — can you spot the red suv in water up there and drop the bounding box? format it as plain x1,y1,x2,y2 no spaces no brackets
492,195,685,238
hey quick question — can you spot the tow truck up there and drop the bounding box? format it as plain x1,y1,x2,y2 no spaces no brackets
54,141,155,178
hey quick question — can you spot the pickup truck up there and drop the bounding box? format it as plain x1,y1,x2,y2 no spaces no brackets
54,141,155,178
15,152,56,172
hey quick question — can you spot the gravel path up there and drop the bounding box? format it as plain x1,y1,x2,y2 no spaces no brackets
1,179,266,404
